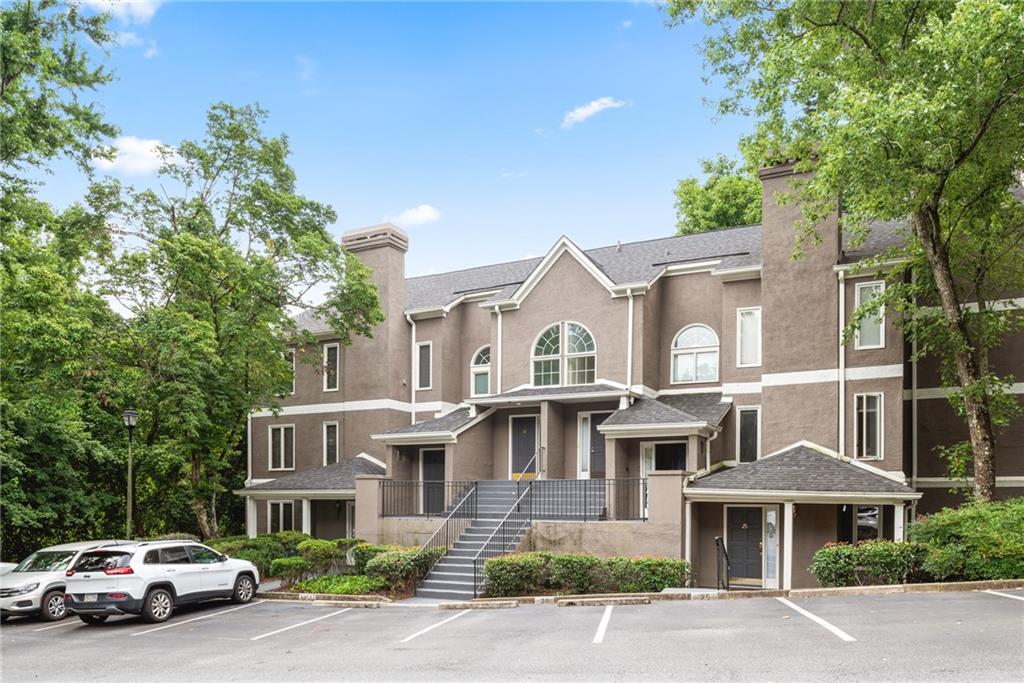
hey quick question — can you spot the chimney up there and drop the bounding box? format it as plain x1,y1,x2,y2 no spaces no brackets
341,223,409,255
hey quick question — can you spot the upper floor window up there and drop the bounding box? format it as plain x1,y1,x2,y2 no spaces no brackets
737,406,761,463
854,393,883,459
736,308,761,367
671,324,719,384
532,322,596,386
323,343,339,391
269,425,295,470
470,346,491,396
416,341,432,390
323,421,338,466
855,281,885,350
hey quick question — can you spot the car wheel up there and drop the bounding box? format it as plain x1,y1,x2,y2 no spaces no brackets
40,590,67,621
142,588,173,623
231,574,256,604
78,614,109,625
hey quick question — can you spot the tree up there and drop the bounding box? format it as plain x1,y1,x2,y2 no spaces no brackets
674,154,761,234
666,0,1024,500
93,103,384,537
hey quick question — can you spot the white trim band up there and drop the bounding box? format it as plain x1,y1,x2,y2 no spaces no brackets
251,399,457,418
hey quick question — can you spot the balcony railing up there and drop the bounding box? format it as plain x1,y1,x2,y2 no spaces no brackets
521,478,648,521
380,480,475,517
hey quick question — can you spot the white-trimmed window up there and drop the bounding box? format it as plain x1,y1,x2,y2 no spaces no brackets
416,341,432,390
269,425,295,470
854,393,883,459
323,343,339,391
855,505,882,542
855,281,885,349
531,322,596,386
736,307,762,367
323,421,339,466
470,346,491,397
671,324,719,383
737,406,761,463
268,501,294,533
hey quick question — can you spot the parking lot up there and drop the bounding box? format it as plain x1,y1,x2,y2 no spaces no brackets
1,588,1021,681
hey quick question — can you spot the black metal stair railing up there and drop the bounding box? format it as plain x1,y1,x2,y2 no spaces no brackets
413,483,478,575
715,535,730,591
472,482,534,597
379,480,475,517
525,478,648,521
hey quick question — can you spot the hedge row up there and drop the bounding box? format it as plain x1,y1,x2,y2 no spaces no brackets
293,575,390,595
811,498,1024,586
483,552,690,597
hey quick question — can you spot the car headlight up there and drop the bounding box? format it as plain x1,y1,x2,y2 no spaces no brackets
9,583,39,595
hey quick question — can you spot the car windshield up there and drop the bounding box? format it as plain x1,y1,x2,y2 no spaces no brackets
13,551,77,573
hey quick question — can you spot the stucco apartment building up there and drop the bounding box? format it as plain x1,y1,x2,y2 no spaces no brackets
238,162,1024,592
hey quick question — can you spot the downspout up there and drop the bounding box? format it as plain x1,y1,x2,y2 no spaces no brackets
626,289,635,391
911,271,919,516
705,429,719,472
405,313,416,425
493,305,503,394
838,271,846,456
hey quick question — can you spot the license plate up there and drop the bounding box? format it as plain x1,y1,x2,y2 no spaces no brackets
83,594,97,603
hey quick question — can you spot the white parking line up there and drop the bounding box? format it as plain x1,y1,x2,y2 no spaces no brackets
592,605,613,644
132,600,264,637
776,597,856,642
33,620,82,632
985,590,1024,602
399,609,470,643
249,607,350,641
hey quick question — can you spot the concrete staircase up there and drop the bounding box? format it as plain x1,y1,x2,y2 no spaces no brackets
415,481,527,601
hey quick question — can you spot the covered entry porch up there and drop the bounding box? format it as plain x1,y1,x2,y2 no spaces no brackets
683,441,923,590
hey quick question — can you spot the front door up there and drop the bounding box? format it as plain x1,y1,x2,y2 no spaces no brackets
589,413,610,479
510,416,539,480
421,449,446,514
726,507,763,585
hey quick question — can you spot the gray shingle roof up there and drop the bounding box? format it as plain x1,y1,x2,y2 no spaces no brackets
603,397,703,427
481,383,625,400
689,444,915,495
659,394,731,426
244,457,384,492
380,407,475,435
405,258,542,311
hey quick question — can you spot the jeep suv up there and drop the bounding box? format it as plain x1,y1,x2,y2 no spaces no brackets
64,541,259,624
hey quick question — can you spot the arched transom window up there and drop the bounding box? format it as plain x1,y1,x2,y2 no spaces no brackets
470,346,491,396
671,324,719,384
532,322,596,386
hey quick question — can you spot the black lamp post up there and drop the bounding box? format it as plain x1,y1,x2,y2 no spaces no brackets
122,409,139,539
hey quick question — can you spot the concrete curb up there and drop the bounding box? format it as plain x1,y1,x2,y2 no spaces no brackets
439,601,519,610
255,596,382,608
557,596,651,607
257,591,389,603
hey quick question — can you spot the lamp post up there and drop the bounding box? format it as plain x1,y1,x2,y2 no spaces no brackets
122,409,139,539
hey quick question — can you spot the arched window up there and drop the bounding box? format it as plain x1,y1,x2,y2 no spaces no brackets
470,345,491,396
532,322,596,386
672,324,719,384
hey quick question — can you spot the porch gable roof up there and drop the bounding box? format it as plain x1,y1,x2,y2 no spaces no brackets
467,382,626,406
240,456,384,493
688,441,916,496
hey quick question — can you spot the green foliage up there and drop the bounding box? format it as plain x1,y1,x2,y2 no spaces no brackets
810,541,923,587
292,575,389,596
144,532,201,542
364,546,446,590
910,498,1024,581
666,0,1024,498
270,556,312,585
351,544,401,574
674,155,761,235
335,538,366,553
483,552,690,597
206,532,309,576
297,539,341,574
809,543,860,587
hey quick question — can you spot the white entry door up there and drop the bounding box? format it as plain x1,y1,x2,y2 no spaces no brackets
763,505,780,589
640,444,655,517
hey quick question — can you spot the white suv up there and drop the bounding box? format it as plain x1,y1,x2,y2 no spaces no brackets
1,540,129,623
64,541,259,624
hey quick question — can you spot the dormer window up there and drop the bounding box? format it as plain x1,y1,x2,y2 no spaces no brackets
671,324,719,384
532,322,596,386
470,346,491,396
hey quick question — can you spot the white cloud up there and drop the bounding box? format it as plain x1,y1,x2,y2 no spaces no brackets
117,31,143,47
532,128,546,136
622,19,633,28
499,171,528,179
561,97,628,129
92,135,171,175
295,55,317,82
143,40,159,58
80,1,163,25
389,204,441,228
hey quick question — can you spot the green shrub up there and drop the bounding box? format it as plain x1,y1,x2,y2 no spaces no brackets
272,531,311,555
145,532,201,542
293,575,389,595
351,543,401,573
210,540,246,557
366,550,416,585
484,552,548,597
297,539,341,574
336,538,366,553
548,553,603,594
270,556,313,585
809,543,860,587
910,498,1024,581
605,557,690,593
203,532,313,576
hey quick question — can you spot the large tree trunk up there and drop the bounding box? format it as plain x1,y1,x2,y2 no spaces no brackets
914,209,997,500
191,456,217,538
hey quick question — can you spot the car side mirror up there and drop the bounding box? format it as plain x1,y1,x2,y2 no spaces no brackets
219,554,229,562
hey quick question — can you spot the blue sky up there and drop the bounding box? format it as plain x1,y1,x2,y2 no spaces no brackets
50,1,751,278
